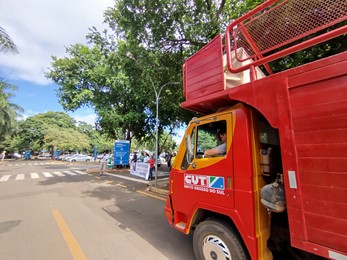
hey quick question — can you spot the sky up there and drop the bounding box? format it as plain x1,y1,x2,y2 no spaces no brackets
0,0,115,125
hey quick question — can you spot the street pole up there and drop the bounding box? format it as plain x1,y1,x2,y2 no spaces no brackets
125,52,180,186
153,82,180,187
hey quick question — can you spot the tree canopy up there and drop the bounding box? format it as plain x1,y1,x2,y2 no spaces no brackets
47,0,254,145
2,111,114,155
0,80,23,148
46,0,345,153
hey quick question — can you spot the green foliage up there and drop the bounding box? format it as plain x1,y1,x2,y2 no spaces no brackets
0,80,23,149
44,127,90,152
105,0,243,53
3,112,89,153
47,0,272,147
46,0,345,152
131,131,177,154
196,130,218,151
270,32,347,73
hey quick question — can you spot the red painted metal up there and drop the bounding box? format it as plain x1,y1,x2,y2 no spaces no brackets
183,35,224,101
225,0,347,74
167,0,347,259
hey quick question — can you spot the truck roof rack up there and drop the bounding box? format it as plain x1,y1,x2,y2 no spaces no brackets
225,0,347,75
182,0,346,114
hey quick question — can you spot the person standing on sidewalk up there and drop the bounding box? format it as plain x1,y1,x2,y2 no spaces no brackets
170,152,176,170
148,155,155,181
99,151,109,176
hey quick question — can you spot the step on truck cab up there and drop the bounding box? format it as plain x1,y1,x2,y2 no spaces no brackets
165,0,347,259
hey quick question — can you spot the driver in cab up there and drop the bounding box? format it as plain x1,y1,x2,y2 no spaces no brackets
204,128,227,157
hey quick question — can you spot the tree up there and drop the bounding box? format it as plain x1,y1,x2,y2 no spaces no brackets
131,131,177,154
51,0,347,153
0,80,23,149
8,112,91,154
104,0,244,54
107,0,346,73
46,40,191,145
0,26,19,54
46,0,257,151
44,127,90,152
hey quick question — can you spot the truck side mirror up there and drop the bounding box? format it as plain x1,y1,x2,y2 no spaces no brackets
186,135,193,164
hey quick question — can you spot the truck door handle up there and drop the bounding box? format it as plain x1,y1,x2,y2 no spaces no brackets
192,163,197,169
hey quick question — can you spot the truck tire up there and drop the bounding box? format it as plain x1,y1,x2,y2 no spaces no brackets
193,219,248,260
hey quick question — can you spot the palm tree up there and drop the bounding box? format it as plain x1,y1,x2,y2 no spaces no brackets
0,81,23,146
0,26,18,54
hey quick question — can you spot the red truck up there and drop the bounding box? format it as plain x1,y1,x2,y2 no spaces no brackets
165,0,347,259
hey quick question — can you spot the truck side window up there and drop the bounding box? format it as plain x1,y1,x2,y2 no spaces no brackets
196,120,227,158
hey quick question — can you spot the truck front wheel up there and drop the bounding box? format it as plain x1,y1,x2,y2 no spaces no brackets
193,219,248,260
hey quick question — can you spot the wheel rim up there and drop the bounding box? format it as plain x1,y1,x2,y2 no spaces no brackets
202,235,232,260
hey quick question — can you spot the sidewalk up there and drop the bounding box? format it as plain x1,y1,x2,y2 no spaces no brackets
86,164,170,196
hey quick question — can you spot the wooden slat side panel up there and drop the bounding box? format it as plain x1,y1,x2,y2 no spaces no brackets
289,72,347,253
296,143,347,158
298,157,347,174
186,70,224,92
305,213,347,240
295,129,347,145
185,64,224,98
299,171,347,188
303,201,347,257
306,226,347,253
186,81,225,100
303,198,347,220
184,35,224,101
292,113,347,132
300,184,346,204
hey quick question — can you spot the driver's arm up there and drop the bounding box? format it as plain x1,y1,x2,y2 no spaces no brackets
204,143,226,157
204,147,221,157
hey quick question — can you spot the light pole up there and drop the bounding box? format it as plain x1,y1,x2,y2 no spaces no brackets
153,82,180,186
125,52,179,186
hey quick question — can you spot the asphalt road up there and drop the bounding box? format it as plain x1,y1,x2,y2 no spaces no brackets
0,159,195,260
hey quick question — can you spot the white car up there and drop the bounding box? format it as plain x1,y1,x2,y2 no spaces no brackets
68,154,92,162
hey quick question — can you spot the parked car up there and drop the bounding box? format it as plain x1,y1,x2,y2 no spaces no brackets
58,153,73,161
68,154,92,162
6,152,21,159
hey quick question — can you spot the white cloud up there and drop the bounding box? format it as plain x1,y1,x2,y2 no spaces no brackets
0,0,114,85
70,112,97,126
19,109,40,120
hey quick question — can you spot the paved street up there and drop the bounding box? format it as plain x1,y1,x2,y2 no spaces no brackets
0,159,194,260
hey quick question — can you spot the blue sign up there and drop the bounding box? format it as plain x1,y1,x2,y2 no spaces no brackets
114,140,130,166
53,150,61,160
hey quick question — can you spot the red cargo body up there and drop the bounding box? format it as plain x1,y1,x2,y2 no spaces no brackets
166,0,347,259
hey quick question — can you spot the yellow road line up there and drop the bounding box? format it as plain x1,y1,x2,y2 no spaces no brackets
52,209,87,260
137,190,166,201
116,183,127,188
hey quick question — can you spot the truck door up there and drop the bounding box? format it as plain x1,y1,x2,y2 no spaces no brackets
172,112,235,218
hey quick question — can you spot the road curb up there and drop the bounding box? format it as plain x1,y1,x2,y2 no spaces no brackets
86,167,170,196
147,185,169,196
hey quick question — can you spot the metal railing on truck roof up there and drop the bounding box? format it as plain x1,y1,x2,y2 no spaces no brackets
225,0,347,76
